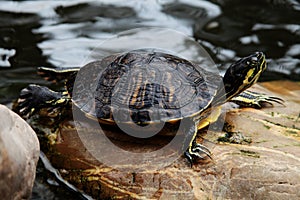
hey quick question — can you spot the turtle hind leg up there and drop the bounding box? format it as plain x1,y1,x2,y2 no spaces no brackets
16,84,69,118
230,90,284,108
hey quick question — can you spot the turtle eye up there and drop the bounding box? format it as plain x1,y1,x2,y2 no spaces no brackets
248,56,258,67
251,56,258,62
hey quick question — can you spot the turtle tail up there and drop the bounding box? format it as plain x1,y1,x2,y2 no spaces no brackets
38,67,79,83
38,67,79,98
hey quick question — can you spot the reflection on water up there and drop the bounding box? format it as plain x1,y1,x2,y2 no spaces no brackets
0,0,299,198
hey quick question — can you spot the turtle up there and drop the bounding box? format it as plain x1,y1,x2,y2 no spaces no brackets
16,49,283,165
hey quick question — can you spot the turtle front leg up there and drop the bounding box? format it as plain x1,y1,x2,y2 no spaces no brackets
16,84,69,118
230,90,284,108
182,118,212,166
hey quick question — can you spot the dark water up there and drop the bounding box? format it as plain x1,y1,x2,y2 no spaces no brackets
1,0,300,105
0,0,299,199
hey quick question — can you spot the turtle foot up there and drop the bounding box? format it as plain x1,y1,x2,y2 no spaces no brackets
184,142,211,167
16,84,65,118
231,90,284,108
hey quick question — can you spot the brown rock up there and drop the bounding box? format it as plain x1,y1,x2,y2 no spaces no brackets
0,105,40,199
35,81,300,199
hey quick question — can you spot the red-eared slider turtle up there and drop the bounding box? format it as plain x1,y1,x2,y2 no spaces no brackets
16,50,283,165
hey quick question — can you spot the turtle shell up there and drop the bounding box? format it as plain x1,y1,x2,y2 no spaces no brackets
72,50,221,124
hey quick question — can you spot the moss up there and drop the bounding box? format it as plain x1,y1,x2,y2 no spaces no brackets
263,124,271,129
217,132,252,144
240,150,260,158
285,130,298,135
256,140,268,143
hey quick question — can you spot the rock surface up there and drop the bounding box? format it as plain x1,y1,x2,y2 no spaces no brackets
0,105,40,199
34,81,300,199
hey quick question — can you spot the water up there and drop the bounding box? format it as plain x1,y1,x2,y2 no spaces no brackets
0,0,300,105
0,0,299,199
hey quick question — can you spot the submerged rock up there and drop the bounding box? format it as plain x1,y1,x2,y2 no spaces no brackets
29,81,300,199
0,105,40,199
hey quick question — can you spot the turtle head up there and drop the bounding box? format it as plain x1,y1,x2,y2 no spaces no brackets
221,52,266,101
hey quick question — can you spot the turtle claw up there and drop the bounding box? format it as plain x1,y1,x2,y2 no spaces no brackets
249,93,284,108
17,85,39,117
185,142,212,166
184,152,194,167
192,143,212,159
259,95,285,107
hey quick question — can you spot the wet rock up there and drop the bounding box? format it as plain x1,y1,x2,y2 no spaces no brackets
33,81,300,199
162,3,207,20
0,105,40,199
55,2,136,23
